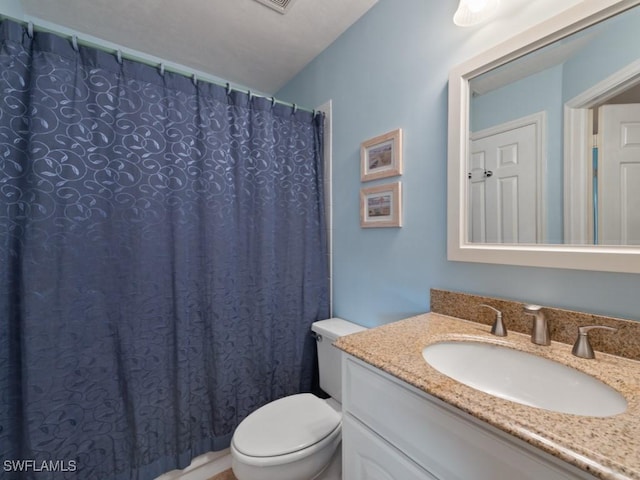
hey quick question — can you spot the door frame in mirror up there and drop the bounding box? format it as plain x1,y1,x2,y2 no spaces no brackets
448,0,640,274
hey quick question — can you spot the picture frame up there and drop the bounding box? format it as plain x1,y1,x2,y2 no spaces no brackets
360,182,402,228
360,128,403,182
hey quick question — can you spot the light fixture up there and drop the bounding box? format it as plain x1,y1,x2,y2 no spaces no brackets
453,0,500,27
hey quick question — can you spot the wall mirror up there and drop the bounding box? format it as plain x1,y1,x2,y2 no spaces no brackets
448,0,640,273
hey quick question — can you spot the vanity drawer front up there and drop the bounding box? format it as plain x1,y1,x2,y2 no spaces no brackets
343,355,594,480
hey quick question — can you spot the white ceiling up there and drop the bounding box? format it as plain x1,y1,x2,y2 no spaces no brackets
20,0,378,94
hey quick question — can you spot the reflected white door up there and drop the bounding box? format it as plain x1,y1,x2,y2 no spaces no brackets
599,104,640,245
470,117,542,243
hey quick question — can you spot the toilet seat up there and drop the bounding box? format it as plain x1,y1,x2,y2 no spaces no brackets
232,393,341,458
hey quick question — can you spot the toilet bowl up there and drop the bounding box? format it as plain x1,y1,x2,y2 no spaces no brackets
230,318,366,480
231,393,341,480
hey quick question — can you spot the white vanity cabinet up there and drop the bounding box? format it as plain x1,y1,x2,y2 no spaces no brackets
342,355,597,480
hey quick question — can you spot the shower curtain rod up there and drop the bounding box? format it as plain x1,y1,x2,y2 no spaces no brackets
0,14,317,115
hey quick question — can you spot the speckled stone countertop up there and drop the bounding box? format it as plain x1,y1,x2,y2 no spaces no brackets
335,313,640,480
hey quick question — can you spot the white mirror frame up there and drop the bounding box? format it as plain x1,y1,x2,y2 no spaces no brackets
448,0,640,274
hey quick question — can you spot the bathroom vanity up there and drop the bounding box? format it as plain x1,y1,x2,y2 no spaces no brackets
336,313,640,480
343,355,595,479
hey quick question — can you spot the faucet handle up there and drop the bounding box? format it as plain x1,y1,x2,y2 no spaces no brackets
479,304,506,337
571,325,618,359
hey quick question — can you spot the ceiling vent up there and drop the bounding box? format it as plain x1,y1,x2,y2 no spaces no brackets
253,0,299,14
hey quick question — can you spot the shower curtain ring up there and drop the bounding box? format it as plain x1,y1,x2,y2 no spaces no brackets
116,50,123,65
72,35,79,51
159,63,165,76
271,97,277,107
192,73,198,86
226,83,232,95
27,21,34,38
293,104,297,114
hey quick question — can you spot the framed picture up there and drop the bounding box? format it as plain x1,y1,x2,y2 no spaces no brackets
360,182,402,228
360,128,403,182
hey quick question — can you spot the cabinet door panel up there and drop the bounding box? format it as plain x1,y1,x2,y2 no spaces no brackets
343,416,437,480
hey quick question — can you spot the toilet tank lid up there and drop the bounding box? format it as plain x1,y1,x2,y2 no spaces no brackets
311,318,367,340
232,393,340,457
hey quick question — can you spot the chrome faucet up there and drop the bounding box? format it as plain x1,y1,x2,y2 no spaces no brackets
479,304,506,337
523,304,550,346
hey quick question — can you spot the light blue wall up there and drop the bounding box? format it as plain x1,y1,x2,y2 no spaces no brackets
277,0,640,327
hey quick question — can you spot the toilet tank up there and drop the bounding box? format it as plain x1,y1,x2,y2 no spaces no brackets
311,318,367,403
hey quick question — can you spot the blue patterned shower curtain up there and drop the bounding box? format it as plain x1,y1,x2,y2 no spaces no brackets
0,20,328,479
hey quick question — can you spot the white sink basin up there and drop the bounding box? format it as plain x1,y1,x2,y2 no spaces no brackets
422,341,627,417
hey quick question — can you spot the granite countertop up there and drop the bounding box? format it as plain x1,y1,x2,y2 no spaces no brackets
335,313,640,480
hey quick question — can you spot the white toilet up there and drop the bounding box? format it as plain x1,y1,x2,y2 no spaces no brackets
230,318,366,480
